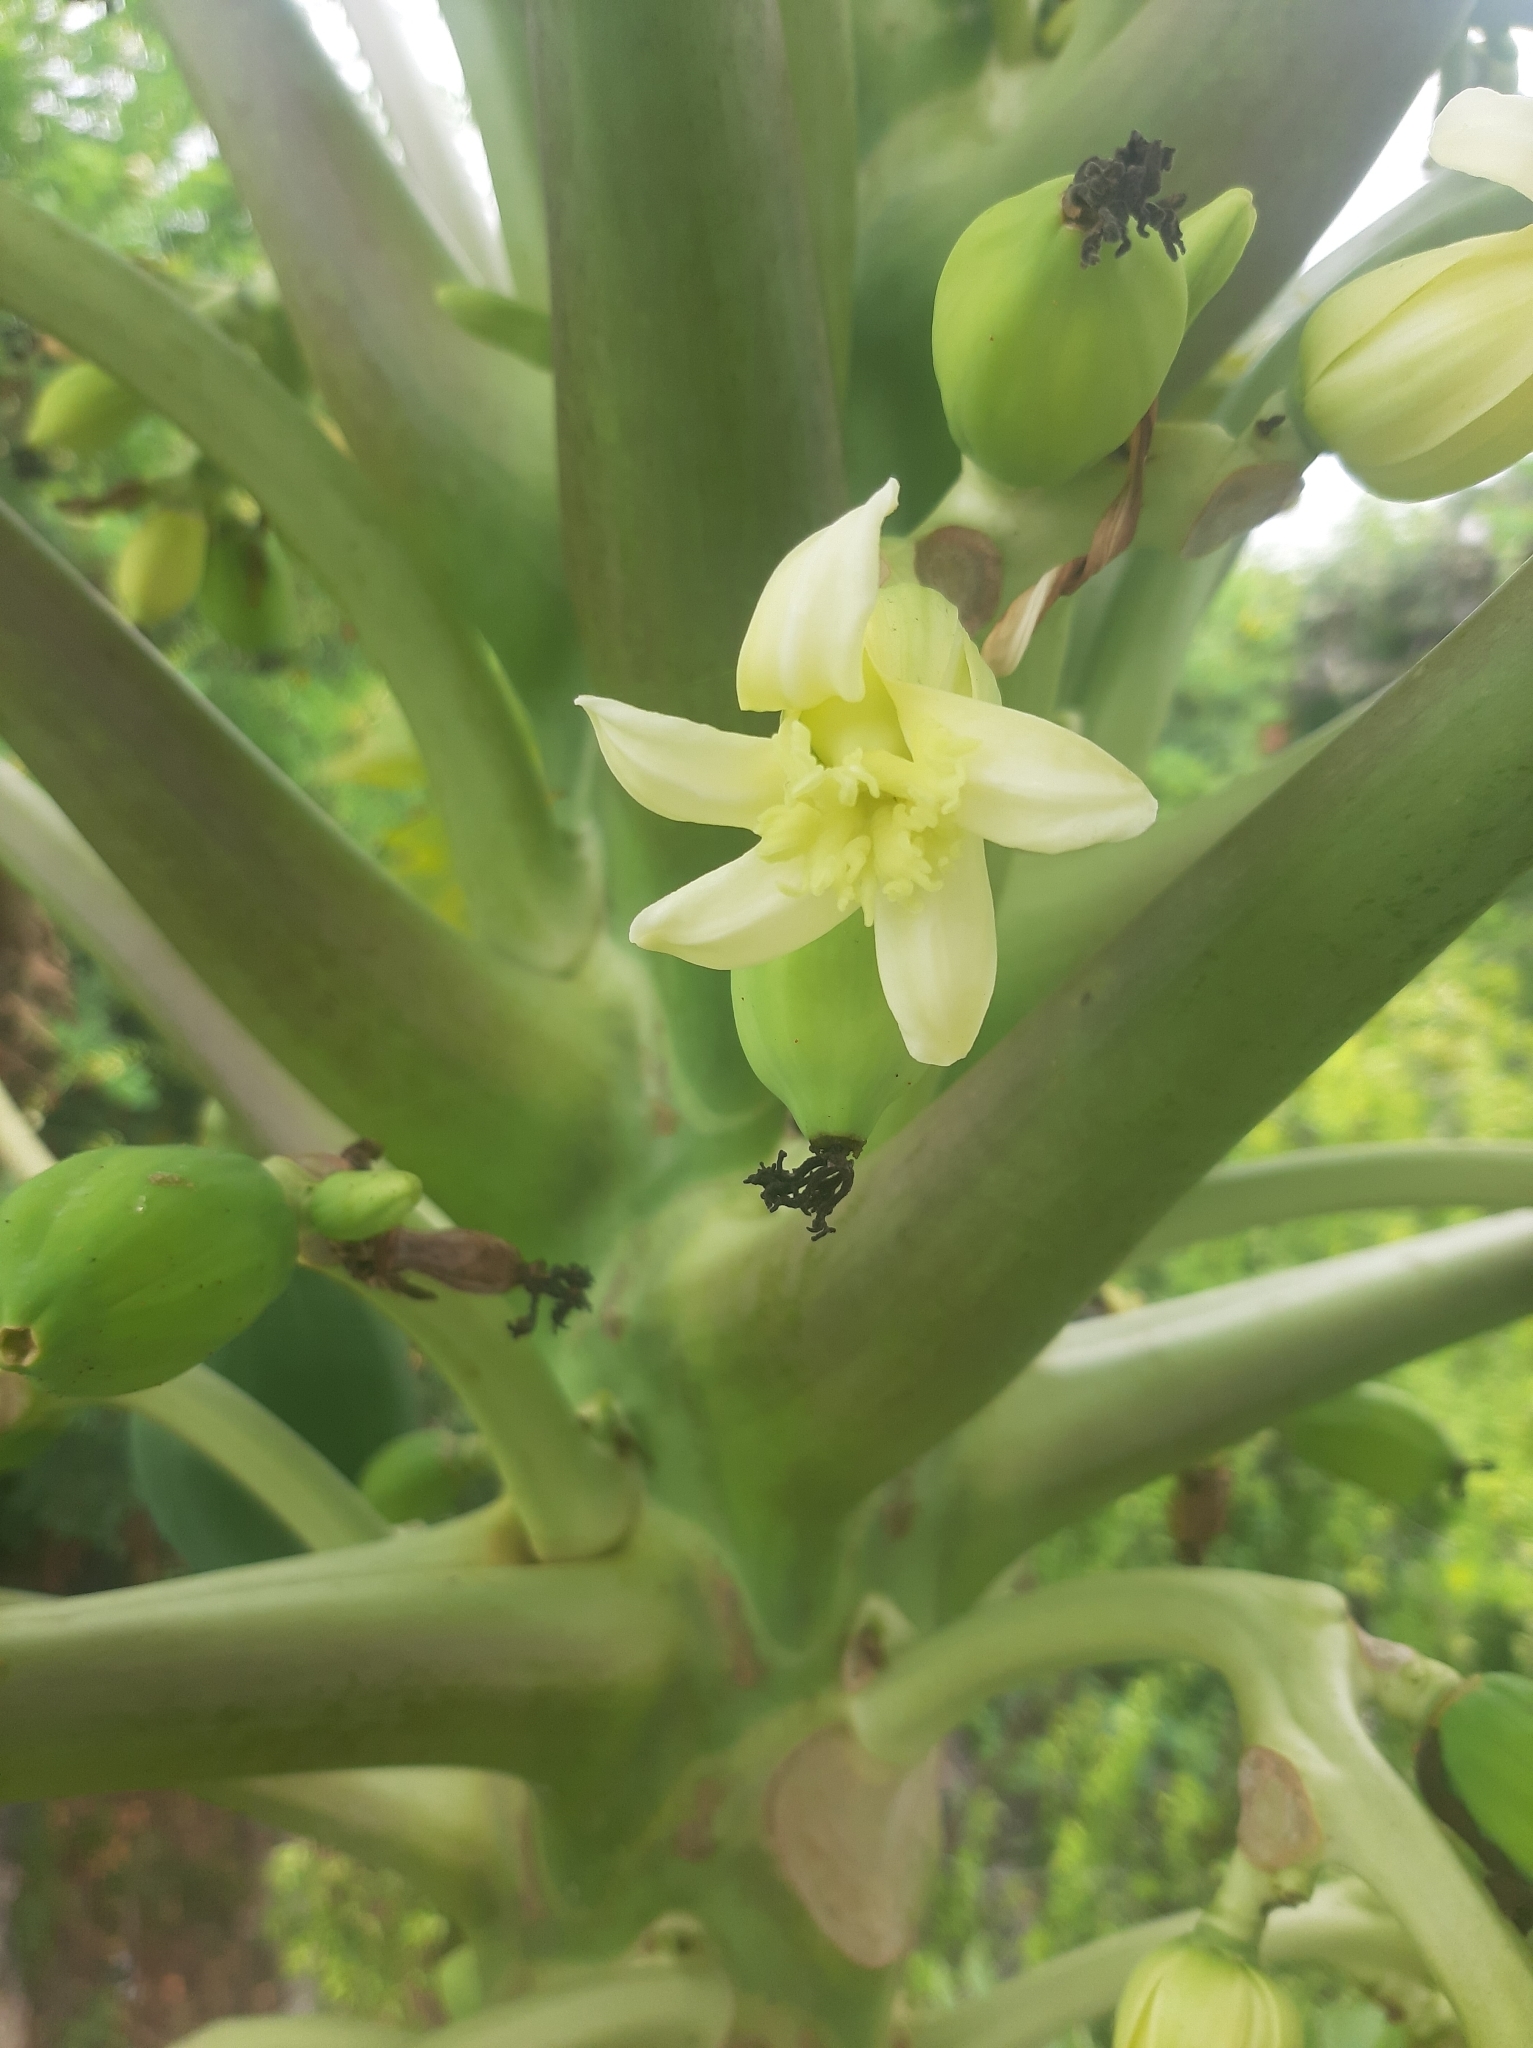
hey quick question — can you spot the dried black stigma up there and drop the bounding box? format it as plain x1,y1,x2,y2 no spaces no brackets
1061,131,1186,268
745,1136,863,1241
507,1259,595,1340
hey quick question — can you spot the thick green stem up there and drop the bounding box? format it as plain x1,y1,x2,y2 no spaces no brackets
150,0,570,695
1075,547,1236,774
0,760,344,1155
667,548,1533,1536
0,186,591,966
1137,1140,1533,1256
530,0,844,1130
851,1571,1533,2047
913,1208,1533,1613
438,1965,734,2048
357,1284,640,1563
0,502,644,1247
0,1516,687,1802
211,1767,531,1930
117,1368,390,1553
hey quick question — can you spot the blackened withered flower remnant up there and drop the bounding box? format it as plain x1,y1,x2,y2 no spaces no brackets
745,1138,861,1241
1062,132,1186,267
333,1223,593,1338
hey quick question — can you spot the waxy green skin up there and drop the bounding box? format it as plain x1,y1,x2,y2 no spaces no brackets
932,175,1187,489
1438,1674,1533,1883
3,4,1533,2048
0,1146,297,1396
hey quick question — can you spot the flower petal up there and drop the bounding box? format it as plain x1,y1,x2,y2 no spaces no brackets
1431,87,1533,202
888,679,1157,852
863,580,965,694
577,695,783,829
873,832,995,1066
630,847,848,969
737,479,900,713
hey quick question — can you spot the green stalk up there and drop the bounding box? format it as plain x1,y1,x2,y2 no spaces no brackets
1075,546,1236,773
0,759,346,1156
0,187,592,967
905,1913,1197,2048
212,1767,530,1930
916,1208,1533,1613
850,0,1463,511
530,0,844,1132
666,550,1533,1537
0,502,644,1247
437,0,548,306
435,1965,735,2048
850,1570,1533,2047
176,2026,405,2048
117,1369,390,1553
358,1285,640,1563
150,0,570,694
1136,1140,1533,1256
0,1520,685,1801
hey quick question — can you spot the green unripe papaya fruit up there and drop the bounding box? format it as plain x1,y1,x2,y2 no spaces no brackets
932,155,1188,489
1434,1673,1533,1882
129,1264,416,1571
305,1166,423,1242
113,507,209,628
1279,1381,1469,1508
0,1145,298,1398
27,361,147,456
359,1426,496,1524
733,913,928,1147
197,519,299,655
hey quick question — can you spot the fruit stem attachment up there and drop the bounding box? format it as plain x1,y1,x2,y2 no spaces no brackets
745,1135,863,1239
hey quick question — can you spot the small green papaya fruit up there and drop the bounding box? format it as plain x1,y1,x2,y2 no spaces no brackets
197,519,299,655
129,1264,417,1570
0,1145,298,1397
27,362,147,456
359,1427,496,1524
1433,1673,1533,1884
305,1167,423,1242
1279,1381,1469,1509
933,137,1189,489
113,506,209,628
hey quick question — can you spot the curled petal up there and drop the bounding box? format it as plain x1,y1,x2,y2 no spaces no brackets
630,847,848,969
577,695,782,829
874,832,995,1066
863,581,965,694
1431,87,1533,203
737,479,899,713
888,680,1156,852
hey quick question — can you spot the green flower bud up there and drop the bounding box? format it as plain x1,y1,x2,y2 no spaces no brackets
304,1166,423,1242
1279,1381,1471,1509
1294,227,1533,499
933,136,1190,489
359,1427,495,1524
113,507,210,628
434,283,552,370
26,361,147,456
1434,1673,1533,1883
0,1146,298,1397
1180,187,1257,329
197,519,299,656
1113,1941,1302,2048
732,911,928,1150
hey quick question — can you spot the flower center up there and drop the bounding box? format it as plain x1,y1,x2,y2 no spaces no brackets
754,670,975,917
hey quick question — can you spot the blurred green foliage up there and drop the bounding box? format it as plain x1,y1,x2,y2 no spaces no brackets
263,1840,449,2029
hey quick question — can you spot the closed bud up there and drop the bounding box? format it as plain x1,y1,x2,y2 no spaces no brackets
304,1167,423,1242
359,1427,495,1524
1113,1941,1302,2048
113,507,209,628
434,283,552,370
1279,1381,1470,1509
27,361,146,457
198,519,299,656
1431,1673,1533,1885
0,1146,298,1397
1180,188,1257,329
933,135,1191,489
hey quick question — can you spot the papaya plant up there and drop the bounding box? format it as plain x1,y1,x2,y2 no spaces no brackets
8,2,1533,2044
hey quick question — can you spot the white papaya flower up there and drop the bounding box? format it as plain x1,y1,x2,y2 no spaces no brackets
579,480,1155,1067
1297,88,1533,500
